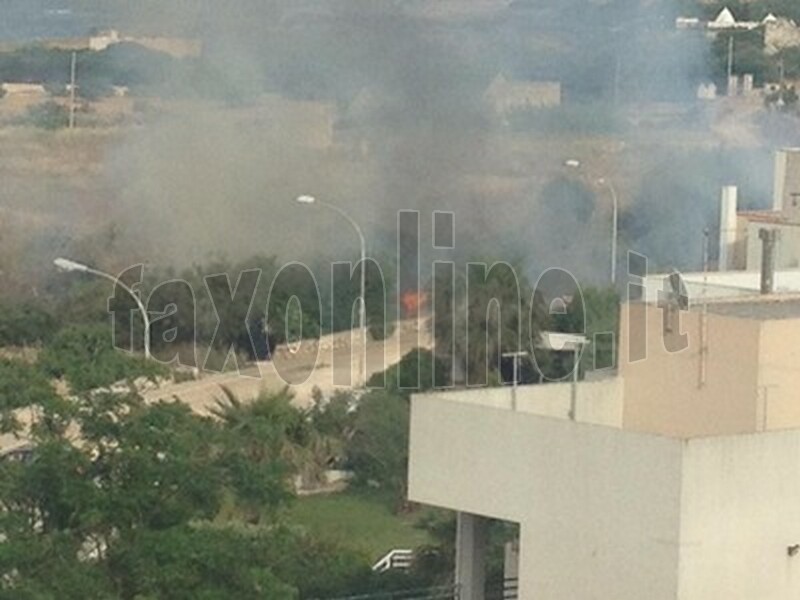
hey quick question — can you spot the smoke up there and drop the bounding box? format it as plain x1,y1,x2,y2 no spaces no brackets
3,0,788,294
103,1,496,273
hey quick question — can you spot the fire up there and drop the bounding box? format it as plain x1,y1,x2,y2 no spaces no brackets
400,290,429,317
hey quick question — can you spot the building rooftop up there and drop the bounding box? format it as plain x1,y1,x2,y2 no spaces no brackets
738,209,800,225
693,294,800,320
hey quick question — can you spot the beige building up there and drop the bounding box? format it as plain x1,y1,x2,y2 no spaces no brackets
1,83,47,98
89,29,202,58
408,292,800,599
727,148,800,271
765,16,800,55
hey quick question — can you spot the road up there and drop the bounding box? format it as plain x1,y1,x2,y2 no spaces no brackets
144,319,432,412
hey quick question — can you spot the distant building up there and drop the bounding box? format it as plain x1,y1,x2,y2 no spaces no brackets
742,73,755,95
89,29,202,58
696,82,717,100
727,74,739,97
708,6,737,29
675,16,701,30
731,149,800,270
89,29,121,51
1,82,47,98
765,17,800,55
707,6,759,31
484,74,561,115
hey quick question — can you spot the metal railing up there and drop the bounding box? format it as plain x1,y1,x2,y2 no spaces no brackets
319,577,518,600
372,549,414,572
317,583,459,600
485,578,519,600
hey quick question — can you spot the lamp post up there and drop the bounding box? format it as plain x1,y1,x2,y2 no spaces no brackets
295,195,367,385
598,177,619,285
54,258,151,360
564,160,619,285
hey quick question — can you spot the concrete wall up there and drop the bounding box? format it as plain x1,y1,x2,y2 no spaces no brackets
679,430,800,599
757,319,800,430
408,396,684,600
619,303,761,437
642,270,800,304
415,377,623,428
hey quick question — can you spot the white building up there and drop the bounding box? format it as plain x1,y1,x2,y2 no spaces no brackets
409,291,800,599
1,83,47,98
707,7,759,31
731,149,800,271
89,29,121,52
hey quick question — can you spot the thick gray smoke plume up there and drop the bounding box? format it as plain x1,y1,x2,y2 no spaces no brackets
6,0,781,288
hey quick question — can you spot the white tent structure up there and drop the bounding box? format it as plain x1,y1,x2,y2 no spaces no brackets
708,7,759,30
712,7,736,27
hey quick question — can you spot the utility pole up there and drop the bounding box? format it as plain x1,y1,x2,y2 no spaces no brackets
727,35,734,87
68,51,77,130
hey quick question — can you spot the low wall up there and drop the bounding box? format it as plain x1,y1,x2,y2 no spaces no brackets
413,377,624,428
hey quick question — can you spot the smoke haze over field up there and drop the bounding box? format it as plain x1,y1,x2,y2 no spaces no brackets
0,0,791,292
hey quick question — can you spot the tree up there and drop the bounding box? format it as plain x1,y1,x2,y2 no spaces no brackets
367,348,447,397
38,324,165,393
211,387,315,519
0,302,56,346
347,390,410,508
0,358,65,434
0,387,379,598
552,286,620,374
431,261,546,386
105,526,298,600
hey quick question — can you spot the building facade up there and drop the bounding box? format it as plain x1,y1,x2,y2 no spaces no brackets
408,293,800,599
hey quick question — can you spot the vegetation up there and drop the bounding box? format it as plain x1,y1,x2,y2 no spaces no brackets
0,384,441,598
432,260,547,386
0,302,56,346
552,286,620,373
287,491,432,560
0,44,246,102
22,100,70,130
39,324,166,393
366,348,447,397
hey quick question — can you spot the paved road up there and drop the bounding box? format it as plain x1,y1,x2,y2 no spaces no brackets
144,320,432,412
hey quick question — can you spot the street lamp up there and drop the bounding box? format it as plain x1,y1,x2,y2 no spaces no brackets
54,258,151,360
295,195,367,386
564,161,619,285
